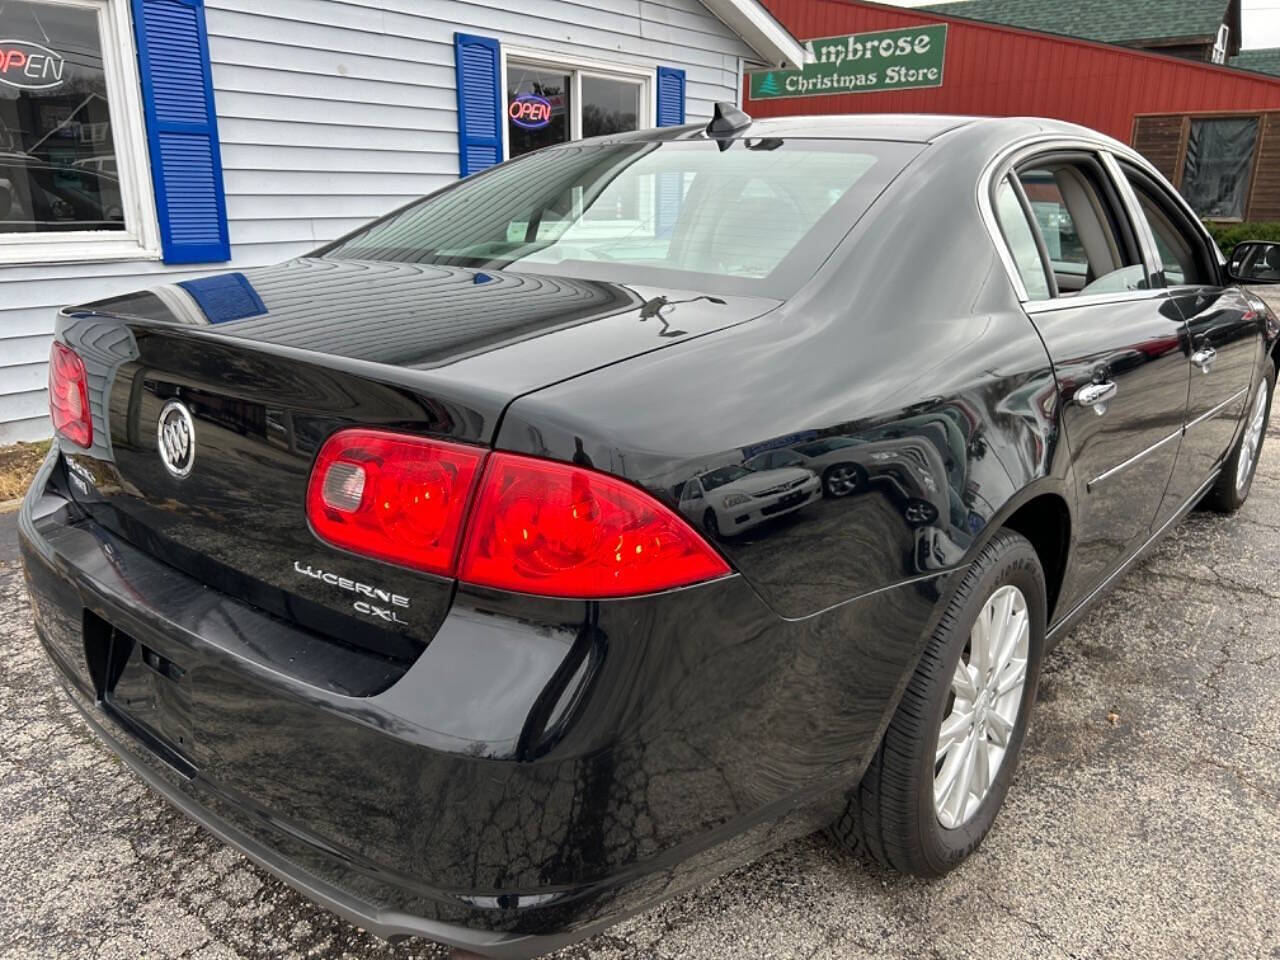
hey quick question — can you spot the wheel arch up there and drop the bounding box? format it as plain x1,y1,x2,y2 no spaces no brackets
965,479,1074,626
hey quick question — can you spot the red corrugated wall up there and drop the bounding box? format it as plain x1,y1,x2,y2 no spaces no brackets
751,0,1280,142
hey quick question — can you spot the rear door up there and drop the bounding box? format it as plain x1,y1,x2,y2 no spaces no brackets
1116,161,1264,518
991,149,1190,614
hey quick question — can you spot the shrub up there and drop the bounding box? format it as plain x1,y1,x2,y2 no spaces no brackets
1202,220,1280,252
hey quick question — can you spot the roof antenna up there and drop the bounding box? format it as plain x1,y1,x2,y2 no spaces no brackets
706,101,751,149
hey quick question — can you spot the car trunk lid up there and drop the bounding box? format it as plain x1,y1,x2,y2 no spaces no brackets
57,258,778,664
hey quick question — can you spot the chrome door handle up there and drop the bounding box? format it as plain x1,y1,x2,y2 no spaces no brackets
1192,346,1217,373
1075,381,1118,415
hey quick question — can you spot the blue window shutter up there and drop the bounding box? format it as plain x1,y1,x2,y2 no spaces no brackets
656,67,686,127
132,0,230,264
454,33,502,177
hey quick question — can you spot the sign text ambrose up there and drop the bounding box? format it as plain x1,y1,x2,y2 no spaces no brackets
750,24,946,100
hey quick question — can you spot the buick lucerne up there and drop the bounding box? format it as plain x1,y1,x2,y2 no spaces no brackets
22,109,1279,957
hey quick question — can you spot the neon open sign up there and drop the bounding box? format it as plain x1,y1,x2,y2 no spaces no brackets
509,93,552,130
0,39,66,90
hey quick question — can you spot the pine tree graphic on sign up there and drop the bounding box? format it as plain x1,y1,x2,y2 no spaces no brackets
757,72,780,96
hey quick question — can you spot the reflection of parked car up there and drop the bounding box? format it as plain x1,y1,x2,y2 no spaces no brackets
679,463,820,537
754,438,868,498
0,154,124,231
754,434,949,526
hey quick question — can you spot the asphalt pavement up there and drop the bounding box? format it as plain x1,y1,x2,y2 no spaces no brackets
3,408,1280,960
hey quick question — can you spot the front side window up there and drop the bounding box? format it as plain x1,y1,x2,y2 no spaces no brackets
322,139,921,297
1121,165,1214,287
0,0,154,261
1182,117,1259,220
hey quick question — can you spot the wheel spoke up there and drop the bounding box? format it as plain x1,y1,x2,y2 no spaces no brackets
994,658,1028,699
936,709,973,763
992,609,1027,676
969,611,990,678
952,662,979,700
972,735,991,796
949,732,977,822
986,709,1015,747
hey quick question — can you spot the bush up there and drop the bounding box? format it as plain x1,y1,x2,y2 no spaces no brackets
1202,220,1280,252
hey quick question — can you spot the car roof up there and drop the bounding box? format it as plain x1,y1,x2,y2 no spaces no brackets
592,114,1120,147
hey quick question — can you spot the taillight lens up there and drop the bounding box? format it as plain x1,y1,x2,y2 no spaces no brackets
306,429,485,576
305,430,730,597
459,453,730,598
48,341,92,448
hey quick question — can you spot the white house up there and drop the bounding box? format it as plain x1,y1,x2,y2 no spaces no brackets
0,0,804,442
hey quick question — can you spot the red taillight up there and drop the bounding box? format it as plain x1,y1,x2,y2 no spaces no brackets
48,341,91,448
305,430,731,597
306,429,485,577
459,453,731,598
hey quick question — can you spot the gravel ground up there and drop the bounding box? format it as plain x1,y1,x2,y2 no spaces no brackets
3,408,1280,960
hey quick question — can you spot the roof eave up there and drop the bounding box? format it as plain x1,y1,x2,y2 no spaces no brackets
699,0,810,68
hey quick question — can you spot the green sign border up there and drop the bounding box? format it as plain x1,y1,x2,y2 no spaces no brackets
748,24,948,101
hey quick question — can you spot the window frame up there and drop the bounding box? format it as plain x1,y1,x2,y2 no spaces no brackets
0,0,161,265
1113,159,1223,291
500,46,653,162
980,135,1222,311
1180,113,1262,224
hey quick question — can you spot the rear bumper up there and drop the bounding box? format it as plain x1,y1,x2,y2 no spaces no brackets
20,451,947,956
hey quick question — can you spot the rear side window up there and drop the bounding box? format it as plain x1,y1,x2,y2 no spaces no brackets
1016,160,1145,298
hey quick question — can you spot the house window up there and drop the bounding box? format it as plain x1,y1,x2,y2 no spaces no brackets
504,54,650,161
0,0,157,263
1182,116,1259,220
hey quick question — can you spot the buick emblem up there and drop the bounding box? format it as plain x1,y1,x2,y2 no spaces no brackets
157,400,196,478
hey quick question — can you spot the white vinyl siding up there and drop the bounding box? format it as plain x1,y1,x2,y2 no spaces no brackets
0,0,756,443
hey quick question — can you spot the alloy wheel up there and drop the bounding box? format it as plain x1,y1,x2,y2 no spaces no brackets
1236,385,1268,494
933,584,1029,829
825,465,860,497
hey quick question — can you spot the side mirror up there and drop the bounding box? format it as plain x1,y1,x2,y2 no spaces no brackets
1227,240,1280,285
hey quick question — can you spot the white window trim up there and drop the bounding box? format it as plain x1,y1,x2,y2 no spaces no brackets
0,0,160,265
500,46,655,162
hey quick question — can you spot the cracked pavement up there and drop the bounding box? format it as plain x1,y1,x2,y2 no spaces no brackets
3,403,1280,960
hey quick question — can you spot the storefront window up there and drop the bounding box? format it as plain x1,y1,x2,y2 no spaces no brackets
506,59,645,162
581,75,640,138
1182,117,1259,220
507,65,571,158
0,0,125,233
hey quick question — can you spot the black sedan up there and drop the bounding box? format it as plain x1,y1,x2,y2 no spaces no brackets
21,109,1278,957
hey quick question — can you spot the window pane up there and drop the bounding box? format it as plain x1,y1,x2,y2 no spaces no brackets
581,75,639,138
324,139,921,297
1017,163,1144,297
506,65,570,159
1130,189,1204,286
1183,117,1259,219
0,1,124,233
993,178,1050,300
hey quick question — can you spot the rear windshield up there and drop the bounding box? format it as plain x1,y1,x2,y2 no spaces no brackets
319,138,921,298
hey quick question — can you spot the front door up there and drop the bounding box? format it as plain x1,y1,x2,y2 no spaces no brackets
995,153,1190,614
1117,163,1264,517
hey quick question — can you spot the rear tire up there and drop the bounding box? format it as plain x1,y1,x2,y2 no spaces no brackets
831,528,1046,876
1203,358,1274,514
